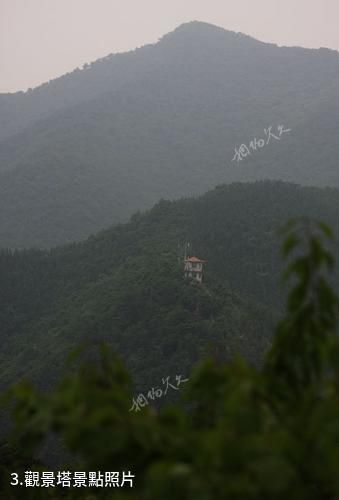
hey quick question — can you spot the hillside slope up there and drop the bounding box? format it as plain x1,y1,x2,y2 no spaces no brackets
1,181,338,391
0,22,339,247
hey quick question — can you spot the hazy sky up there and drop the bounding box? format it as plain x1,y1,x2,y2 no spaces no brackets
1,0,339,93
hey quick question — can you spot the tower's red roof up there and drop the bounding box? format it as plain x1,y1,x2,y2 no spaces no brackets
185,256,207,263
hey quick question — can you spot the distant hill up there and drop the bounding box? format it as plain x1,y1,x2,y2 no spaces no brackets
1,181,338,391
1,21,339,247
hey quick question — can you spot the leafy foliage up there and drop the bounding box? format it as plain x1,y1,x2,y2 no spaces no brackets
2,219,339,499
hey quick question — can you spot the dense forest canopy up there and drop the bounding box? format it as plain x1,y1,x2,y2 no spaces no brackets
1,216,339,499
0,181,338,395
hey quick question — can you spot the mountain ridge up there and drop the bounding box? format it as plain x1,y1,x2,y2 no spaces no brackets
1,22,339,247
2,21,338,141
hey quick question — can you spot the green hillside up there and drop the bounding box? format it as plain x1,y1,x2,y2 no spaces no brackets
2,214,338,500
1,181,338,392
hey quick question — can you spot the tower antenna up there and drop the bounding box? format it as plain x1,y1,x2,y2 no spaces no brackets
184,241,190,261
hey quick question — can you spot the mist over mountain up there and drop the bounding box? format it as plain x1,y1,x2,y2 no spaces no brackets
1,21,339,248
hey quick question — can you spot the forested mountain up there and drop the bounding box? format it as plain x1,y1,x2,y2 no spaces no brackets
1,181,338,393
0,22,339,247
